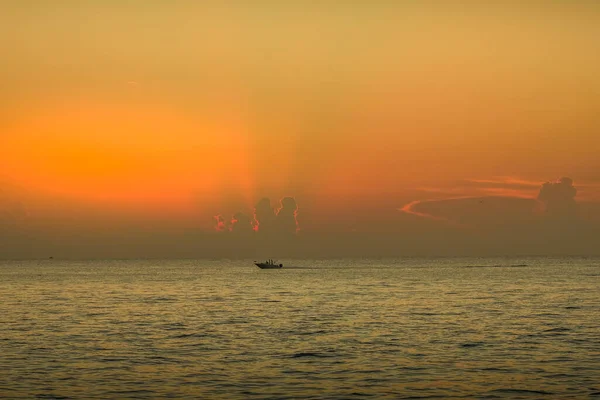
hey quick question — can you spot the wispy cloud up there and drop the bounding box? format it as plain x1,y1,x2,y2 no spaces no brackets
462,177,541,190
463,176,600,198
400,176,600,224
400,196,476,228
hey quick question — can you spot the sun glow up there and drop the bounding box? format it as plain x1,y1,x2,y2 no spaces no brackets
0,101,255,211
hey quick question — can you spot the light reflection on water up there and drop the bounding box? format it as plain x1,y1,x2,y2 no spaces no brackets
1,257,599,399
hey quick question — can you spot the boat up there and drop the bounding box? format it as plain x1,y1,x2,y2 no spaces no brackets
255,259,283,269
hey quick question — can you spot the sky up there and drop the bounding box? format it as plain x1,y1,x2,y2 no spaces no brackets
1,2,599,258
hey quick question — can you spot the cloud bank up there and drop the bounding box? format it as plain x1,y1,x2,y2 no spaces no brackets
214,197,300,236
538,177,578,218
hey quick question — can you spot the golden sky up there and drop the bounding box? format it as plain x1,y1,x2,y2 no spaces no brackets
1,2,600,234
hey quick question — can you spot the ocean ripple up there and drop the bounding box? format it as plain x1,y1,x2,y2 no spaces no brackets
1,257,599,399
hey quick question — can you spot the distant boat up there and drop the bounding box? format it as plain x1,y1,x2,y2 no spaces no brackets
254,259,283,269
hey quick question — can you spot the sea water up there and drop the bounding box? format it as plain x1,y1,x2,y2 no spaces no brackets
1,257,599,399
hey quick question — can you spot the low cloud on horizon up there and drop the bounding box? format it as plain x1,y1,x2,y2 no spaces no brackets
2,176,600,259
214,196,299,235
400,177,600,232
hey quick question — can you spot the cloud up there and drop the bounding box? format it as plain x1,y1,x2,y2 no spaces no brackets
214,196,300,237
213,215,226,231
402,176,593,230
401,195,539,230
230,212,253,234
400,198,469,224
276,197,299,234
537,177,578,218
458,177,600,201
412,177,542,205
461,177,541,191
253,198,276,234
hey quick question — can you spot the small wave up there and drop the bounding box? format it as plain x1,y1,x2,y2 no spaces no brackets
154,297,177,301
84,312,107,317
564,306,581,310
163,324,186,331
290,351,334,359
489,388,553,395
364,377,386,383
145,355,176,363
298,330,328,336
99,357,128,362
463,264,528,268
543,373,577,379
105,390,155,396
481,367,515,372
543,327,571,333
399,366,428,370
170,333,212,339
460,342,485,348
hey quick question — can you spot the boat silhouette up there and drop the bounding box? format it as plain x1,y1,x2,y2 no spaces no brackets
254,259,283,269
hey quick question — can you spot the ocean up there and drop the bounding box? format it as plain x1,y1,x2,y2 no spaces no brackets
1,257,599,399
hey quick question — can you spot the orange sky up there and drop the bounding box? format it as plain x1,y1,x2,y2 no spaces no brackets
1,2,600,233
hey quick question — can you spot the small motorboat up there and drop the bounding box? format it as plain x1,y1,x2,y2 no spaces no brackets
255,259,283,269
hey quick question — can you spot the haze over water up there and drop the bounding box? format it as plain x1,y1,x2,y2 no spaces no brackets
2,257,599,399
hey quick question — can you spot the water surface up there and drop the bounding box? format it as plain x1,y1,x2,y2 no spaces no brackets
1,257,599,398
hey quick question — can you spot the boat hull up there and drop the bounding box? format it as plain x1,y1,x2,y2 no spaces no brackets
255,263,283,269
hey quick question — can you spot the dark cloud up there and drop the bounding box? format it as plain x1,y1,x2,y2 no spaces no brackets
253,198,276,234
537,177,578,218
276,197,299,235
230,212,254,234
